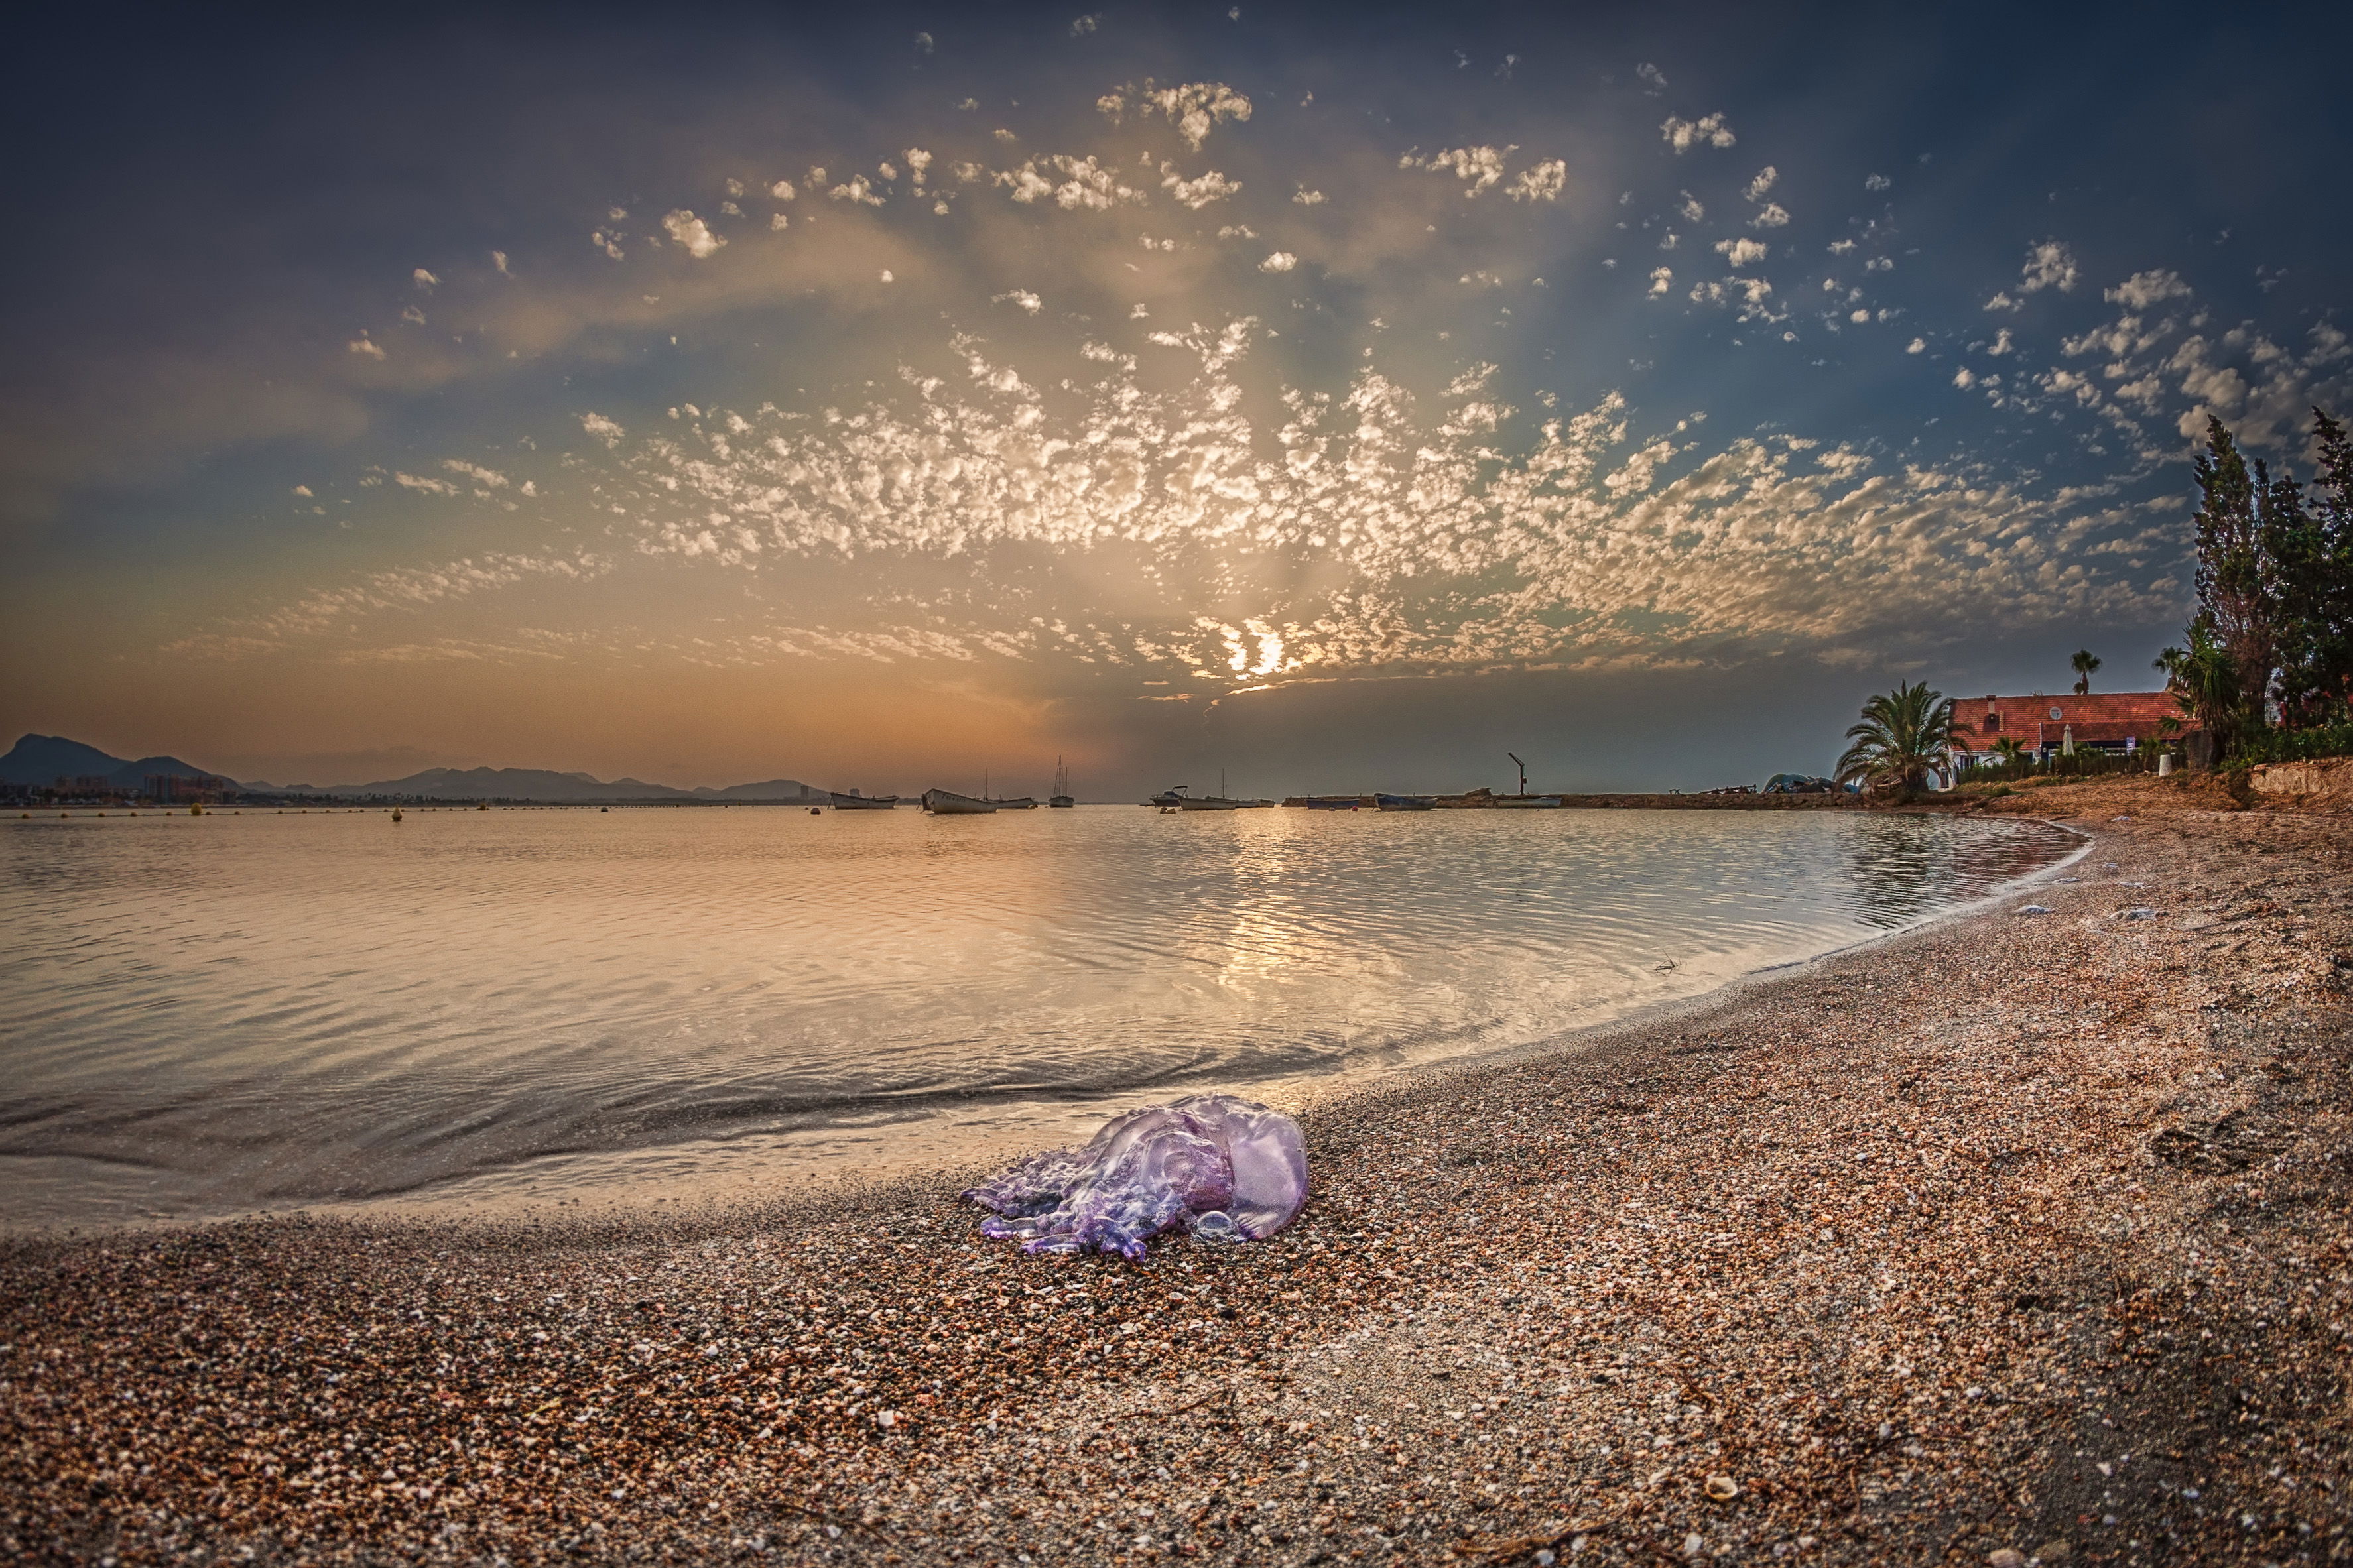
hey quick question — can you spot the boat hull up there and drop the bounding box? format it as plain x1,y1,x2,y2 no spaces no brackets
1375,794,1434,812
828,792,899,809
921,790,997,815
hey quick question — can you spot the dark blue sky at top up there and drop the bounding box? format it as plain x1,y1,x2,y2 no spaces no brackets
1,1,2347,792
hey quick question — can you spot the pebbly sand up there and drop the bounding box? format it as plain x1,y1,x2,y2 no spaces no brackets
5,778,2351,1567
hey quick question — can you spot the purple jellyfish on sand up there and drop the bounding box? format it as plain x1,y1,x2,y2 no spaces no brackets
964,1093,1308,1260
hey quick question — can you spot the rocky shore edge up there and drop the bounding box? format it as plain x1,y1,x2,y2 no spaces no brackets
5,780,2350,1567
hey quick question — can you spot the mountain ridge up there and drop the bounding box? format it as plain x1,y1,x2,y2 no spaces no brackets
1,735,817,802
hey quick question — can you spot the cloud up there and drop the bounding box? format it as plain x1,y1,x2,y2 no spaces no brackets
579,412,625,448
2018,239,2079,296
1163,168,1240,208
490,250,510,275
1293,186,1326,206
305,326,2174,682
1660,113,1735,152
1907,337,1926,354
1742,167,1777,202
1688,276,1777,320
348,333,385,360
442,459,509,488
1677,192,1704,223
914,30,933,54
1003,155,1145,210
1120,80,1253,149
661,210,726,259
1648,267,1673,297
1864,173,1891,192
413,269,439,290
1401,145,1513,196
1750,203,1789,229
1635,62,1667,95
1954,367,1977,389
992,290,1044,314
2104,269,2191,310
1070,13,1099,34
1259,251,1297,272
1987,328,2014,356
175,552,614,658
1508,160,1568,202
1714,237,1768,267
393,471,458,495
292,485,313,497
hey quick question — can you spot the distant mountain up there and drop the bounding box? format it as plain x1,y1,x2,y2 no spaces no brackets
690,778,823,802
5,733,821,802
0,733,230,790
290,766,817,802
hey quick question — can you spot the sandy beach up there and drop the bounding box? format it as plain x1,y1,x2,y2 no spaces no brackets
6,778,2350,1567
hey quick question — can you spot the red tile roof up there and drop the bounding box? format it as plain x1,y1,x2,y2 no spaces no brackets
1949,690,2194,751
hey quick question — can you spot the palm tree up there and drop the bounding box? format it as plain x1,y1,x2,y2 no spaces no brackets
2070,648,2102,695
2155,624,2240,742
1989,735,2029,771
1836,681,1959,798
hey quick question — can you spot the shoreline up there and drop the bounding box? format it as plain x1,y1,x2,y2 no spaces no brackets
5,780,2350,1566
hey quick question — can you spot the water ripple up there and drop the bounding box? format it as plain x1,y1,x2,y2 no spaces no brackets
0,806,2075,1225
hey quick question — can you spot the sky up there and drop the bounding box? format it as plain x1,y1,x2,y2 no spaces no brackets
3,1,2348,797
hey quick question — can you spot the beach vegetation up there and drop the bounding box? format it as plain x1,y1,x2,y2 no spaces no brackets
2163,407,2353,756
1836,680,1956,798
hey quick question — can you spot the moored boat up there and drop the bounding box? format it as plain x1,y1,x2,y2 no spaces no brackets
921,789,997,815
1375,793,1435,812
1289,795,1367,809
1149,776,1273,810
1050,756,1075,808
829,790,899,809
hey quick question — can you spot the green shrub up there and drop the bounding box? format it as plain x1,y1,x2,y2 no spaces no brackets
2231,720,2353,764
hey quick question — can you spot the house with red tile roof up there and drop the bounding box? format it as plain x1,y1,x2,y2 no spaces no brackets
1948,690,2195,763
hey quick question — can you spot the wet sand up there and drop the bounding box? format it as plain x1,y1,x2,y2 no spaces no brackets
5,779,2350,1567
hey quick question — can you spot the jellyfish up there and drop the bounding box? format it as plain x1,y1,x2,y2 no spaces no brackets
963,1094,1308,1261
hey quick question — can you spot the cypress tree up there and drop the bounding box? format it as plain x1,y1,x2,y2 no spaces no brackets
2302,408,2353,717
2189,416,2271,725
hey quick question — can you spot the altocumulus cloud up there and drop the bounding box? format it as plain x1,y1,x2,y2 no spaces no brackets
162,64,2350,688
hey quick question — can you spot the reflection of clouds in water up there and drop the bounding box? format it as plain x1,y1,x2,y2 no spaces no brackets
1837,815,2078,930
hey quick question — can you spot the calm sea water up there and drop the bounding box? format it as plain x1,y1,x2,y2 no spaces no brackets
0,804,2080,1228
